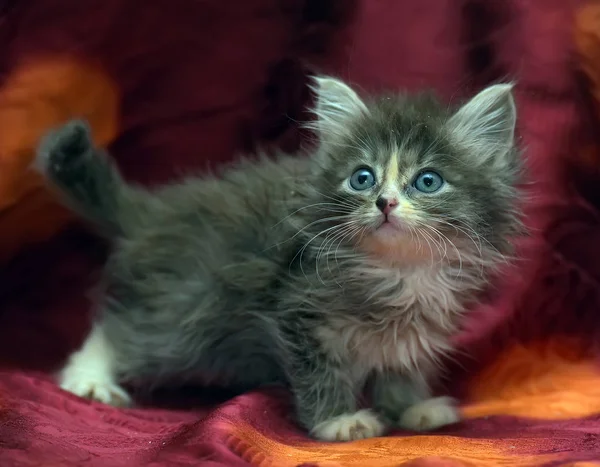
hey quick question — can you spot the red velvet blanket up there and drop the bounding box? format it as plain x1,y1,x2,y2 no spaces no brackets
2,0,600,465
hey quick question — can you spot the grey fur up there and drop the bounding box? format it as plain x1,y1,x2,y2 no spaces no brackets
37,77,523,441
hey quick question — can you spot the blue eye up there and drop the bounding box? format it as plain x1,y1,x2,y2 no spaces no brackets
349,168,376,191
413,171,444,193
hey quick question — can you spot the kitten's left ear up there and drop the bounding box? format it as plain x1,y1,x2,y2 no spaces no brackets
447,83,517,166
308,76,369,145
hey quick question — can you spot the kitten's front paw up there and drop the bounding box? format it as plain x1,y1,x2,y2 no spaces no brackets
311,409,387,442
36,119,94,175
60,368,131,408
398,396,460,431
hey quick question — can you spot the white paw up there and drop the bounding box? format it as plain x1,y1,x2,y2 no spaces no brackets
311,409,387,442
58,323,131,407
398,396,460,431
60,368,131,407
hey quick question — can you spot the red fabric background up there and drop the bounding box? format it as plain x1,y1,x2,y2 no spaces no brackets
1,0,600,465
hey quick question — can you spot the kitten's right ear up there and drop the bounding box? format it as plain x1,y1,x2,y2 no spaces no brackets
307,76,369,145
447,83,517,167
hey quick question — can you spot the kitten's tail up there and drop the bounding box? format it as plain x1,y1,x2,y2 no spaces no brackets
35,119,136,237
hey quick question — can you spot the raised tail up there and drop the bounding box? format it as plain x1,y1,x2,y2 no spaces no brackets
36,119,132,237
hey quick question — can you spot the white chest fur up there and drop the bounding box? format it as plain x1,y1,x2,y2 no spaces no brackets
316,264,470,378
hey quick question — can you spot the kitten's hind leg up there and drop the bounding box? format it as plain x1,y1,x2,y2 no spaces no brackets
59,323,131,407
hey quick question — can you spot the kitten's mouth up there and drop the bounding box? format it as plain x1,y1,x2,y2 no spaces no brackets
375,215,406,234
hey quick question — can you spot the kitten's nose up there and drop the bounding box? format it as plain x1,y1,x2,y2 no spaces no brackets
376,196,398,214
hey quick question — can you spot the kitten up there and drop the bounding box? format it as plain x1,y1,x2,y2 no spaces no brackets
36,76,522,442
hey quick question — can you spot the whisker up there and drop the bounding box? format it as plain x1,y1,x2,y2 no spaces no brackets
420,228,449,267
433,217,503,264
266,214,354,252
292,221,356,284
271,202,355,228
329,225,362,283
313,190,362,210
418,222,465,277
315,225,352,284
412,227,435,267
318,226,356,287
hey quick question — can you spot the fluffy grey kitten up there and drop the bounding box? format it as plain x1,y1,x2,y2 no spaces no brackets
36,77,522,442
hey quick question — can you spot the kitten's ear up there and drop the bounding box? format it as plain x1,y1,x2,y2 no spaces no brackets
447,83,517,166
308,76,369,144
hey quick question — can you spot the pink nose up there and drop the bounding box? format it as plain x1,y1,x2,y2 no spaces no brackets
376,196,398,215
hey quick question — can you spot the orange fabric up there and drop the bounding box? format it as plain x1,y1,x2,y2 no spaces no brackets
225,424,554,466
464,341,600,419
573,2,600,188
216,339,600,466
575,3,600,122
0,56,119,263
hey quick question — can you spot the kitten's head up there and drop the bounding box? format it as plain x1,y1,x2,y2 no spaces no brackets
302,76,523,267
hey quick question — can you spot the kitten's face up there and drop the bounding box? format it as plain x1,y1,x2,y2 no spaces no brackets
305,78,522,266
